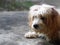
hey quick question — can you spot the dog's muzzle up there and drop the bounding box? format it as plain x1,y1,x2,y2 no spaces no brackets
32,24,44,30
32,18,44,30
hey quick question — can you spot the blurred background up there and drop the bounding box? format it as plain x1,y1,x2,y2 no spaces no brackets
0,0,59,45
0,0,60,11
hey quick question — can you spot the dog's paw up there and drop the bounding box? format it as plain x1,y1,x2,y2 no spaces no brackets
24,32,38,38
39,36,46,40
38,33,50,41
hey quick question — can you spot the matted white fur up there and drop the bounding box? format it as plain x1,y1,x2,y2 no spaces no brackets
24,4,57,41
24,31,38,38
29,4,55,16
24,31,49,41
29,4,55,29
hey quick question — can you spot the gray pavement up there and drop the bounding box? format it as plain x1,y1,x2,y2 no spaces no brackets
0,11,54,45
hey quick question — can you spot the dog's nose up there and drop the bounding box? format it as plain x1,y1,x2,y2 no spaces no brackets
33,24,39,29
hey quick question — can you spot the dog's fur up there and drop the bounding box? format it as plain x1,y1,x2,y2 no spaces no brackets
24,4,60,44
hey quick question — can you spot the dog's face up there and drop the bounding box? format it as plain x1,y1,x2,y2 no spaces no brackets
31,13,46,30
29,4,58,30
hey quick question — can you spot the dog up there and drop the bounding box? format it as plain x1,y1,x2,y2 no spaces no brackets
24,4,60,44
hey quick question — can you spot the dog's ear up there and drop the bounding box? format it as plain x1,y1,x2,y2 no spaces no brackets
47,8,58,30
51,8,58,18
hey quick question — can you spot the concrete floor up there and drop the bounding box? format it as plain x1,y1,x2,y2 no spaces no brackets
0,11,56,45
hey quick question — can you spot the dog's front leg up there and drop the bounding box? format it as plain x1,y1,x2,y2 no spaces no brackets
24,31,38,38
37,33,50,41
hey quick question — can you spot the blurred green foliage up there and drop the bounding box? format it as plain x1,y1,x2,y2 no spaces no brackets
22,1,34,9
0,0,35,11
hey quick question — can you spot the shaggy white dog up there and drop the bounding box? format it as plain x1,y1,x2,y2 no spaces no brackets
24,4,60,44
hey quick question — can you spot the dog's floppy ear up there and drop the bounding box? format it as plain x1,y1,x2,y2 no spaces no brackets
51,8,59,18
46,8,58,30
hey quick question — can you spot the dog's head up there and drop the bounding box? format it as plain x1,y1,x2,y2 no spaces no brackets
28,4,58,31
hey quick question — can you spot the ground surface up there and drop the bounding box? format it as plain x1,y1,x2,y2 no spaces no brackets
0,11,57,45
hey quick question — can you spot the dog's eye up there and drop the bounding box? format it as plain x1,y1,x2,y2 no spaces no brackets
34,9,38,11
40,17,45,20
33,16,37,18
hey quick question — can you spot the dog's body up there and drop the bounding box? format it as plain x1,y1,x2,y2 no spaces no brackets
24,4,60,44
